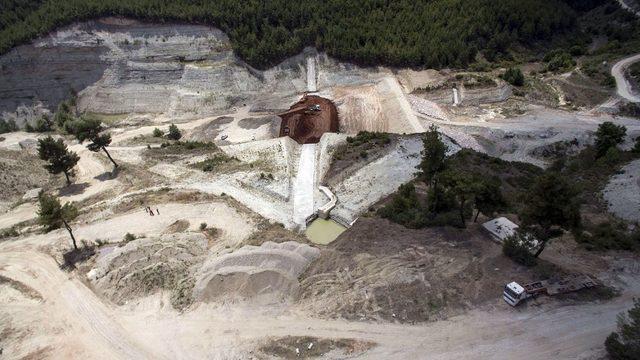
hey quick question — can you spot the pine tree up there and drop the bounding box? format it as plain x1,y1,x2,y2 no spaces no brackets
595,122,627,158
418,125,447,214
37,193,79,250
521,172,581,257
67,116,118,168
605,299,640,359
37,136,80,185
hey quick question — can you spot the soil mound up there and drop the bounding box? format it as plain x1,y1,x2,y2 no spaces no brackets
88,233,207,304
194,241,319,303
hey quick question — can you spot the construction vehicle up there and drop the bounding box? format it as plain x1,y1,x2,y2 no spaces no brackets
503,274,597,306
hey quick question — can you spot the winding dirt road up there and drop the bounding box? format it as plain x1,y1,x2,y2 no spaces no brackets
612,53,640,103
1,235,639,359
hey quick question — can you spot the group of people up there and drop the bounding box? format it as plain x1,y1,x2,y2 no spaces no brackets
144,206,159,216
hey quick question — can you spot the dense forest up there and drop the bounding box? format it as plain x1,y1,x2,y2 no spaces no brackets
0,0,614,69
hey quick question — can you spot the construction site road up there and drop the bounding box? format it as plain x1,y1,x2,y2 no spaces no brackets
2,241,639,359
612,53,640,103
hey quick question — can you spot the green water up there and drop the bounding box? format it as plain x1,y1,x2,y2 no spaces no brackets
305,218,346,245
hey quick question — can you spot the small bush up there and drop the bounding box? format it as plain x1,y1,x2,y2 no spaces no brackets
378,183,424,228
576,221,639,251
619,103,640,119
31,116,54,132
199,222,207,230
345,131,391,147
205,227,219,238
192,154,236,172
502,67,524,86
167,124,182,141
152,128,164,137
605,299,640,359
0,118,18,134
0,227,19,239
158,140,217,151
543,50,575,72
502,232,537,267
120,232,136,246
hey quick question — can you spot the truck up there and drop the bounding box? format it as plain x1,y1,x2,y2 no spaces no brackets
503,274,597,306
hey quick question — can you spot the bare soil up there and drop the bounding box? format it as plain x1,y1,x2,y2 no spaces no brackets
298,217,556,323
258,336,375,359
0,149,61,204
278,95,339,144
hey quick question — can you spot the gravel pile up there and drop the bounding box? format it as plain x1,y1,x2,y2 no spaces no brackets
193,241,320,304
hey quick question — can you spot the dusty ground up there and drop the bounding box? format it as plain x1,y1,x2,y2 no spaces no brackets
603,159,640,224
296,217,592,323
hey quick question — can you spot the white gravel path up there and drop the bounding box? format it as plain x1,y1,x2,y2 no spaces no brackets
611,53,640,103
603,159,640,224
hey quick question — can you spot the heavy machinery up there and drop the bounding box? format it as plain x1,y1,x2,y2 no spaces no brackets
503,274,597,306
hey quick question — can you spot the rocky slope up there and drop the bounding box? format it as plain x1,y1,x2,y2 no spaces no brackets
0,18,383,127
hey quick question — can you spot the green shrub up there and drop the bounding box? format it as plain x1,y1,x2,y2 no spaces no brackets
152,128,164,137
378,183,425,228
158,140,217,151
345,131,390,147
199,222,207,230
605,299,640,359
0,227,19,239
0,119,18,134
502,232,537,267
26,116,54,133
167,124,182,141
192,154,236,172
502,67,524,86
122,232,136,244
543,50,576,72
595,121,626,158
619,103,640,119
576,221,639,251
54,100,75,129
569,45,586,56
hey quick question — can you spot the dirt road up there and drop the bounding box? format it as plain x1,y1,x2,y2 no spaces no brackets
617,0,640,16
0,250,162,359
2,230,638,359
611,53,640,102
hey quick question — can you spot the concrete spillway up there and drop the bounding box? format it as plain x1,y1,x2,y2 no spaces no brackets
293,144,317,227
307,56,317,92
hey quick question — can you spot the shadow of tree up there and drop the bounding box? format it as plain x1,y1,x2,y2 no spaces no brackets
58,182,90,196
94,168,119,182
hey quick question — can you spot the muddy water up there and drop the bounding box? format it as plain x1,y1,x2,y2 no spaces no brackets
305,218,346,245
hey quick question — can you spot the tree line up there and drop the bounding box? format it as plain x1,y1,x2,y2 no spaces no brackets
0,0,600,69
380,121,640,263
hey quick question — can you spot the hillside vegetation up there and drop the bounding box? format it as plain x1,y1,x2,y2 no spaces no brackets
0,0,603,69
